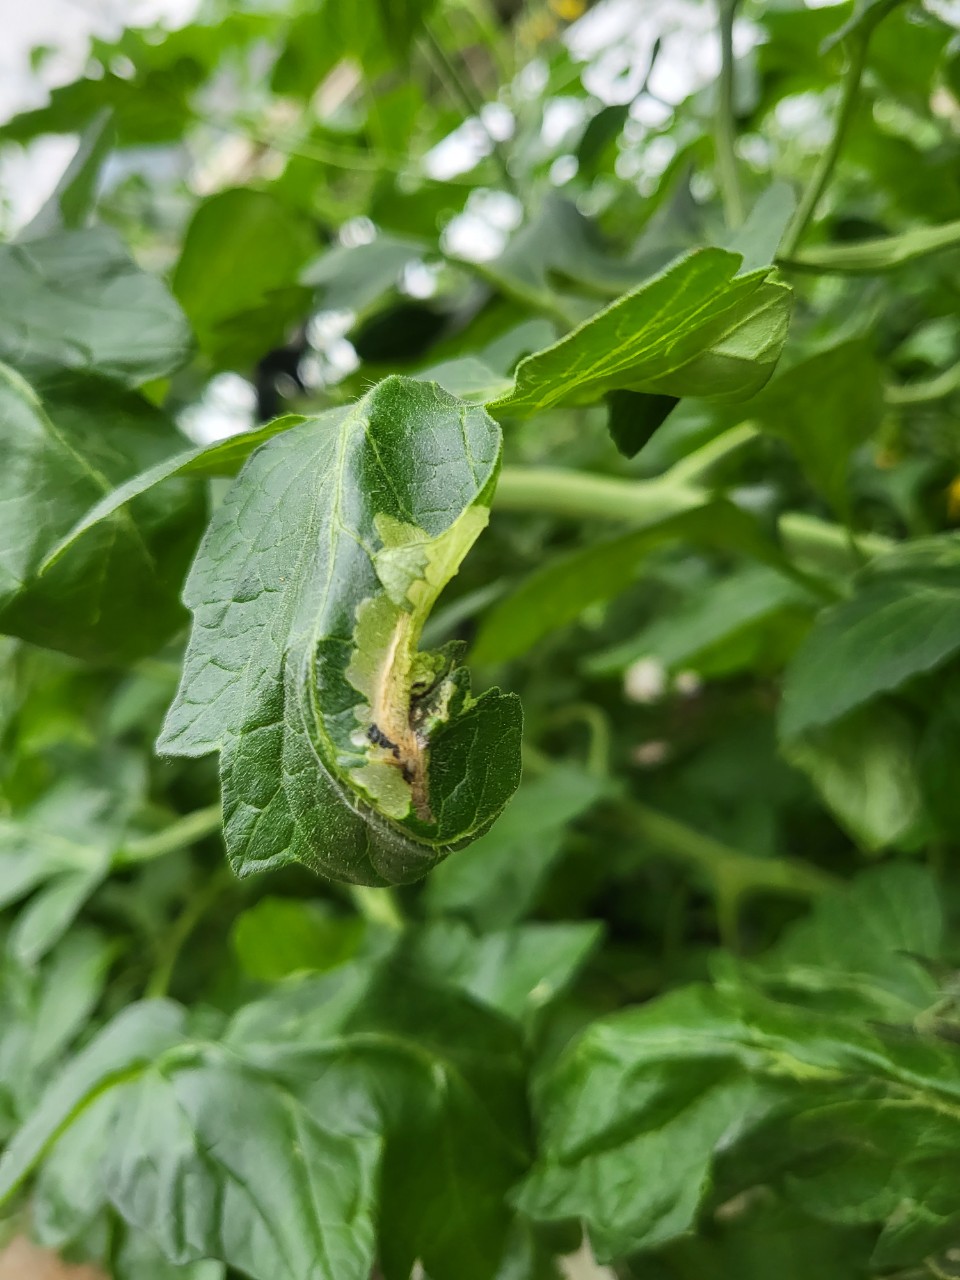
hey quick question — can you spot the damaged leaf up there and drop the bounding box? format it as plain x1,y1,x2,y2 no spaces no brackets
159,376,522,885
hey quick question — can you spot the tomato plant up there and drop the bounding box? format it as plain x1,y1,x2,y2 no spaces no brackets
3,1,960,1276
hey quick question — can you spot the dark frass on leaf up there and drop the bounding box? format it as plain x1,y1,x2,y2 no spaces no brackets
159,376,522,885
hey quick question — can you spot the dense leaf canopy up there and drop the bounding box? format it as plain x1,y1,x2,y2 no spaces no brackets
3,0,960,1277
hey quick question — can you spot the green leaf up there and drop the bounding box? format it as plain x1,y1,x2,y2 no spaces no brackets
0,930,112,1126
750,862,941,1018
588,563,814,676
3,960,527,1280
782,703,927,851
423,765,612,930
488,249,791,420
112,1231,225,1280
18,110,114,240
41,414,305,576
576,104,630,178
401,919,602,1020
783,1099,960,1269
604,388,679,460
919,680,960,834
301,234,426,316
724,181,797,274
659,1199,876,1280
471,516,689,667
0,365,206,662
0,761,146,963
473,501,804,666
226,964,528,1280
0,14,276,145
517,888,960,1262
159,376,522,886
413,320,556,405
231,897,364,980
750,342,885,516
374,0,439,59
273,0,435,87
0,1000,187,1206
821,0,908,52
173,189,317,368
477,195,648,305
0,229,192,384
8,873,106,970
780,534,960,739
414,356,514,402
515,983,780,1259
1,998,380,1280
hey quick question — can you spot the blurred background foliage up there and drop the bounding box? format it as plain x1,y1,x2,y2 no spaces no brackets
4,0,960,1277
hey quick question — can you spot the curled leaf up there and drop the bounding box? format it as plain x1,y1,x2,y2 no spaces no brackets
159,376,522,885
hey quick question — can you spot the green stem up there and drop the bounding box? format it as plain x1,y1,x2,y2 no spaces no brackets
421,24,517,195
666,422,758,485
715,880,743,953
781,216,960,275
118,804,222,866
886,364,960,405
146,865,234,998
521,740,553,776
780,35,868,257
495,467,703,525
200,114,405,173
778,511,893,576
715,0,745,228
349,885,405,929
547,703,611,778
494,466,886,579
450,0,513,85
628,801,838,901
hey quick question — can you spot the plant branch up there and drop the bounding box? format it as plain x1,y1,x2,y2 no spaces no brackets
348,885,405,929
781,216,960,276
146,865,234,999
780,35,868,257
778,511,893,574
666,423,759,484
547,703,612,778
886,364,960,406
495,466,703,525
494,465,886,579
199,114,405,173
627,801,839,902
118,804,222,866
715,0,745,228
420,23,517,194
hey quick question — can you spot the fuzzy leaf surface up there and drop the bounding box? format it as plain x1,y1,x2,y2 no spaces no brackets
160,376,522,884
488,249,791,420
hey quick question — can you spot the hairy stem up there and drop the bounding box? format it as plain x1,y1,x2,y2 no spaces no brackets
495,467,703,525
494,465,885,578
715,0,745,228
780,36,868,257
